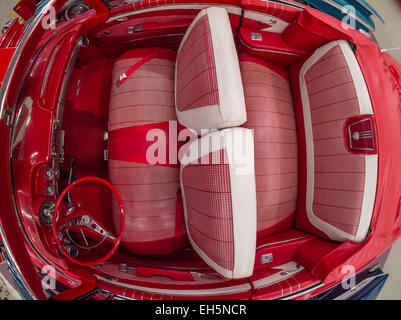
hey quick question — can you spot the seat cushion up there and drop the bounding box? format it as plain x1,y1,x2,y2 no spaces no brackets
239,54,298,240
108,48,186,255
291,40,378,243
175,7,246,134
180,128,257,279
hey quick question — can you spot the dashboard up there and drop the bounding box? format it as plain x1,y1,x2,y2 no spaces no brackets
10,24,86,254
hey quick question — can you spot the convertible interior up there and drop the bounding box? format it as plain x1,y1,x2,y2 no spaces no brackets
11,1,380,299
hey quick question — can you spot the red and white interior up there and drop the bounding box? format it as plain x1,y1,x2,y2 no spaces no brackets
15,0,387,300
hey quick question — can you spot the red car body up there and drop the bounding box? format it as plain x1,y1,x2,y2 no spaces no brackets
0,0,401,300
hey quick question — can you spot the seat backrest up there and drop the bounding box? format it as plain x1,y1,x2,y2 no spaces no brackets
180,128,257,279
292,40,378,243
175,7,246,135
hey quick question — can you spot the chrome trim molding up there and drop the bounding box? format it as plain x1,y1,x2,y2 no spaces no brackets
280,283,325,300
252,262,304,290
256,236,309,250
239,36,300,56
320,0,373,31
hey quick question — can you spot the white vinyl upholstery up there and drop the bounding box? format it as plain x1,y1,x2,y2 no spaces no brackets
180,128,257,278
175,7,247,135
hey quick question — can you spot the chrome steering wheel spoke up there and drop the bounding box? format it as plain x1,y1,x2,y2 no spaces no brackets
59,213,116,244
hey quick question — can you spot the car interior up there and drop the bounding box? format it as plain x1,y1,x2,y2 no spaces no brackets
10,1,379,299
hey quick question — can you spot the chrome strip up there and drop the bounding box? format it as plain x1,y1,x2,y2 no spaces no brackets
0,225,35,299
260,0,305,10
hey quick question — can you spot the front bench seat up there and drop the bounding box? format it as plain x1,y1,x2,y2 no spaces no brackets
176,8,257,279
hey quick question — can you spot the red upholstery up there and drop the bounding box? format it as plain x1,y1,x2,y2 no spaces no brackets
176,14,219,112
239,54,298,239
175,7,247,134
108,48,186,255
182,149,234,271
254,229,314,271
180,128,257,279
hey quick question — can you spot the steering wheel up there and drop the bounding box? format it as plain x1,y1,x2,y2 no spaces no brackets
52,177,125,267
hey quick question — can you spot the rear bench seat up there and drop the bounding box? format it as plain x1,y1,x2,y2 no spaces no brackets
240,40,377,243
290,40,377,243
